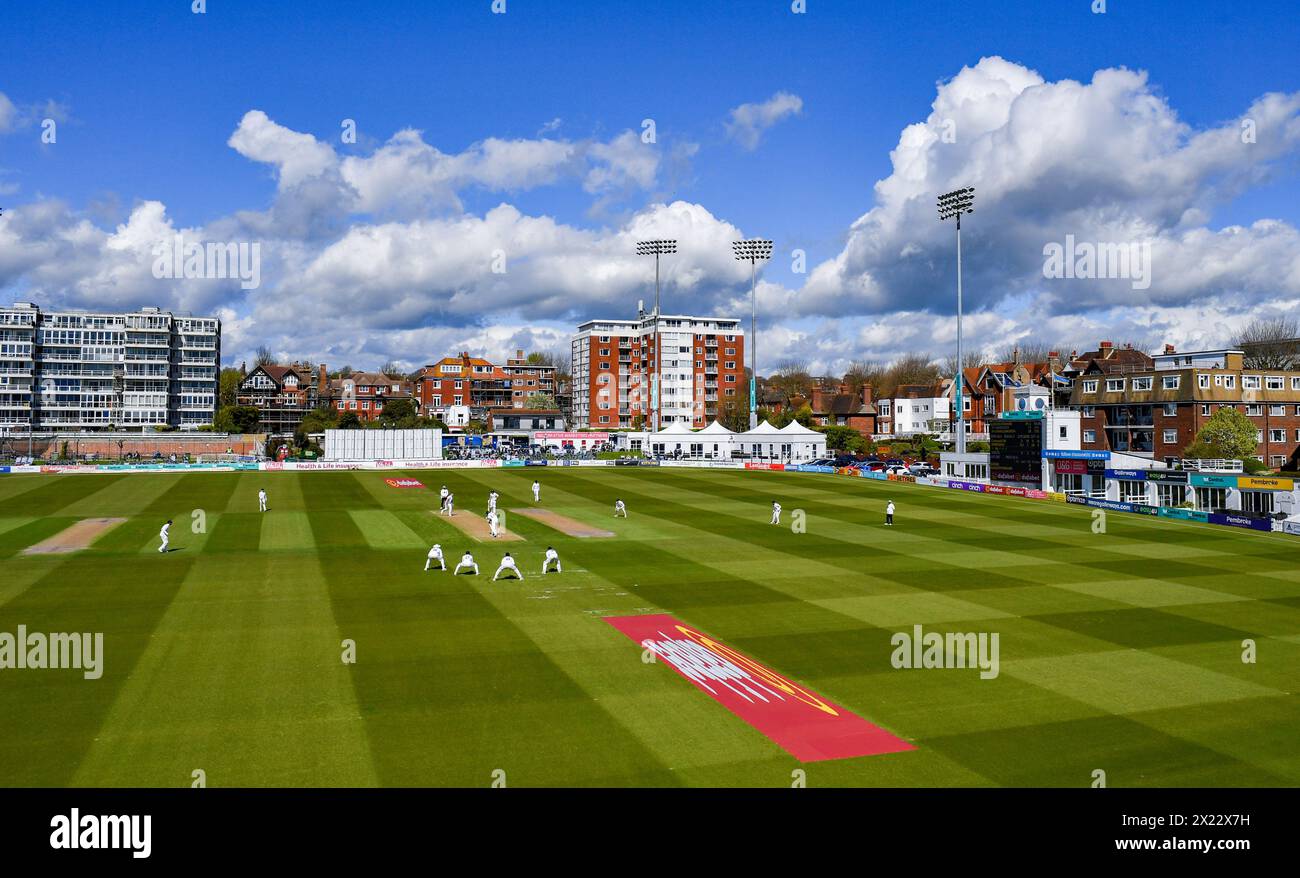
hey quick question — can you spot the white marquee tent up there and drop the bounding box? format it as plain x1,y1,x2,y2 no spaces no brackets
629,419,827,462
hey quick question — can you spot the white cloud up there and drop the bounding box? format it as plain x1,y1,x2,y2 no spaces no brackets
6,62,1300,375
725,91,803,150
800,57,1300,320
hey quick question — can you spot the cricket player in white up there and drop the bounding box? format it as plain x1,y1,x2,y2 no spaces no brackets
885,500,896,526
531,480,541,502
258,488,268,512
424,543,445,571
487,490,499,512
158,519,172,553
487,509,500,538
439,485,449,513
614,498,627,518
454,551,479,575
445,493,455,516
542,546,561,574
493,552,523,581
770,501,782,525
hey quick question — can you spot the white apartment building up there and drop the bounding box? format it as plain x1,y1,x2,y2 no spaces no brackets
0,302,220,431
571,306,745,429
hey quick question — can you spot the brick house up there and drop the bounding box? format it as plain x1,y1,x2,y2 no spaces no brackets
235,362,316,435
322,370,415,422
808,382,877,436
1070,345,1300,467
414,350,556,419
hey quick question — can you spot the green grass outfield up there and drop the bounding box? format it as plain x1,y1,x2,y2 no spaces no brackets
0,466,1297,788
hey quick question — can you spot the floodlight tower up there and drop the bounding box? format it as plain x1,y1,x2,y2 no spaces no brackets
635,239,678,433
732,239,774,429
937,188,975,454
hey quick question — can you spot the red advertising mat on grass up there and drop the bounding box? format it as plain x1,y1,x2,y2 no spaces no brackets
605,613,914,762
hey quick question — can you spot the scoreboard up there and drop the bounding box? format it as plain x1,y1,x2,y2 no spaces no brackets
989,419,1042,484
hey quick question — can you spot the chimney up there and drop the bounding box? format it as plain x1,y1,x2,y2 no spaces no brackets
861,383,873,406
516,349,524,359
318,363,328,392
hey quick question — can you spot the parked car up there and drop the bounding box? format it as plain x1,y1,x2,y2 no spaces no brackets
909,464,939,477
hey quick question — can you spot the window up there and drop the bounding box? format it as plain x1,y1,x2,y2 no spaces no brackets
1201,404,1211,416
1246,404,1263,416
1082,380,1098,393
1198,374,1210,389
1156,483,1187,507
1267,376,1284,390
1106,378,1124,392
1241,491,1274,515
1271,405,1285,416
1243,375,1261,390
360,401,369,410
1162,429,1178,444
1119,480,1147,503
1224,375,1236,389
1162,403,1177,416
1081,405,1095,417
1195,486,1227,511
1270,429,1285,443
724,361,736,369
1292,377,1300,391
1131,377,1152,391
599,348,610,356
1255,430,1264,442
1162,375,1180,390
1083,430,1096,443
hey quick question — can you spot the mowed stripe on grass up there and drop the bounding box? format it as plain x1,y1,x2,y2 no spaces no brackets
1,466,1298,787
300,474,678,786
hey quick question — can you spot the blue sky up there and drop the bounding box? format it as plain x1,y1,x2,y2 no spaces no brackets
2,0,1298,371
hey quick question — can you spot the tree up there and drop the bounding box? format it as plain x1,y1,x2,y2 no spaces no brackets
254,346,274,367
1235,316,1300,369
819,425,867,454
881,354,940,398
336,411,362,430
219,367,243,408
213,405,260,434
299,405,339,435
841,360,880,396
381,360,405,379
995,340,1059,364
378,397,417,422
524,392,557,409
1184,407,1258,460
938,349,984,380
769,360,813,399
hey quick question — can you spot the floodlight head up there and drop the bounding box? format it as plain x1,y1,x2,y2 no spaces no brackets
732,239,774,262
937,187,975,221
636,238,678,256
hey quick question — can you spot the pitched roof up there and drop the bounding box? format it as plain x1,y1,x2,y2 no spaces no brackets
778,420,822,436
697,420,735,435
